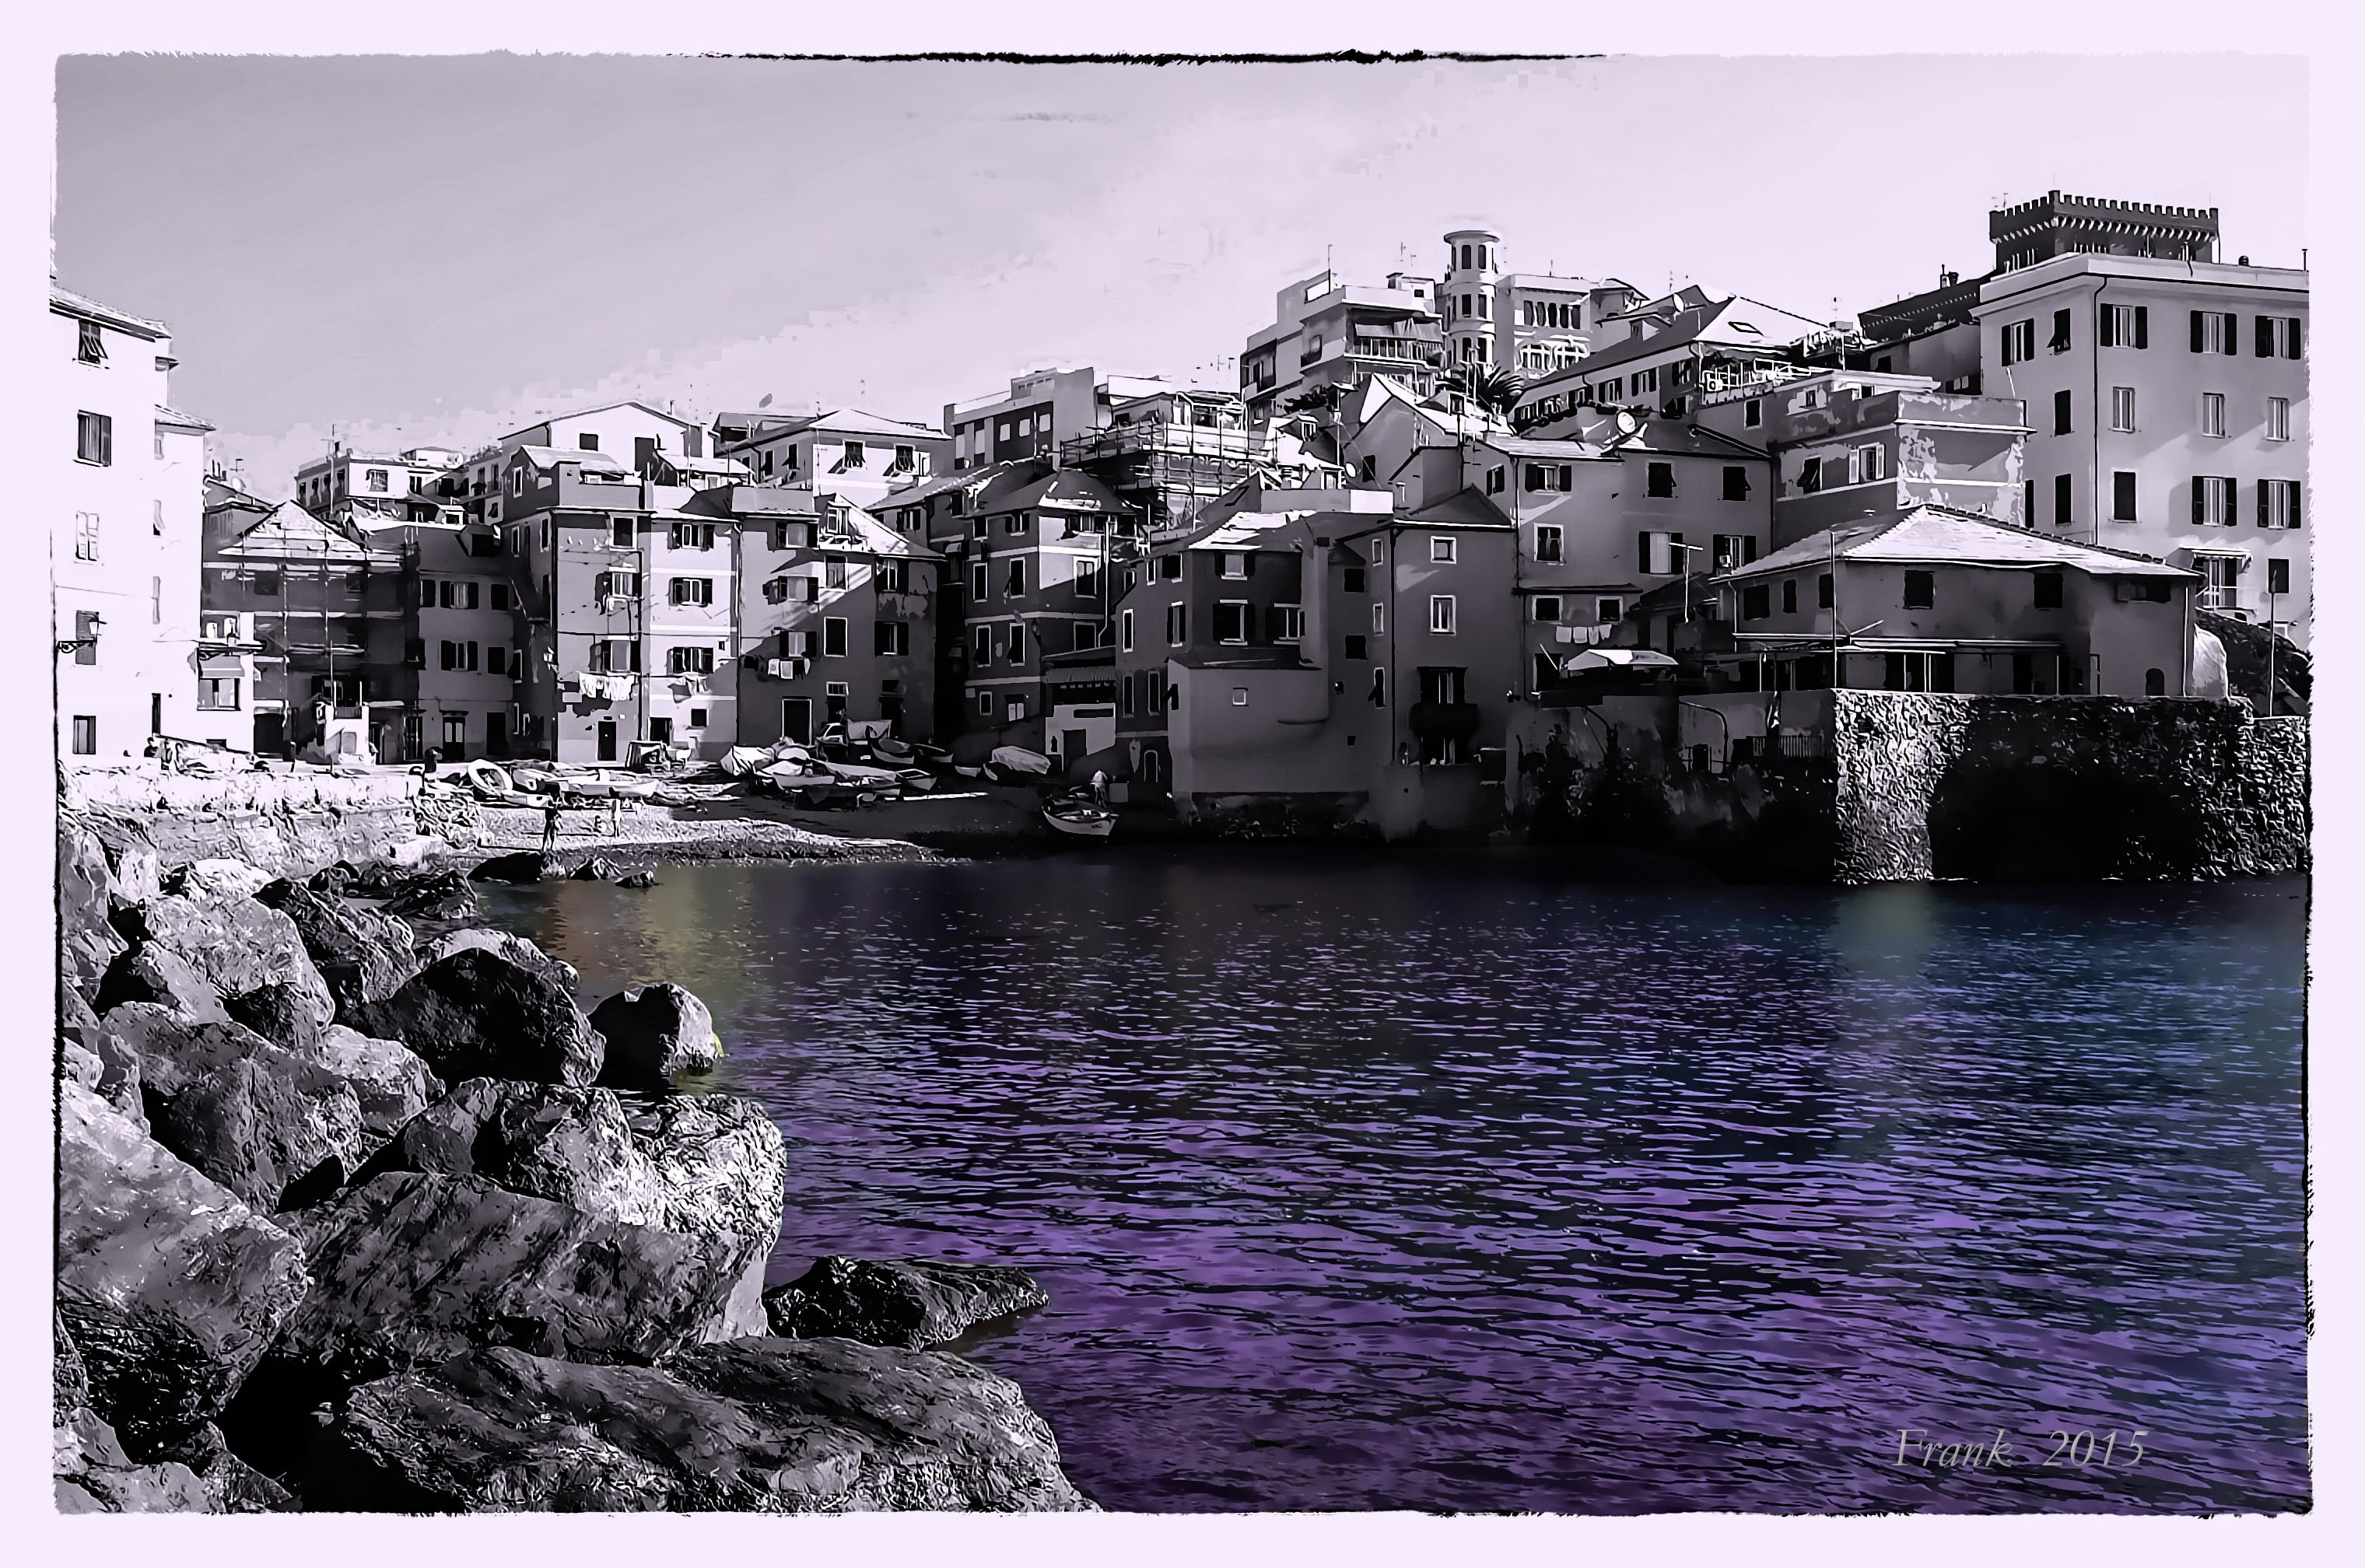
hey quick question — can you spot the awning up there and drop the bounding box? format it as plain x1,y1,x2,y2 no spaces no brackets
197,656,247,678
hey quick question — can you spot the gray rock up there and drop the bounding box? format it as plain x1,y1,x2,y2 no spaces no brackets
59,819,127,999
254,1173,748,1405
56,1316,89,1419
96,942,232,1023
617,870,657,888
59,976,103,1047
149,1044,366,1213
107,842,165,905
55,1080,310,1461
254,878,419,1010
591,983,721,1090
307,1338,1092,1512
65,1015,147,1129
113,892,337,1031
54,1407,215,1514
373,1079,665,1227
224,982,327,1052
416,927,578,987
342,951,604,1087
626,1094,787,1297
469,850,553,884
380,870,478,920
570,855,623,881
163,858,275,903
762,1257,1050,1350
294,1025,446,1150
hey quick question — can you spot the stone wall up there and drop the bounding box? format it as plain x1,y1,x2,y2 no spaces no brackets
1831,692,2308,883
62,767,429,880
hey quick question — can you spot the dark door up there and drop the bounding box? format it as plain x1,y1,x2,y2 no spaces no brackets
485,712,509,758
1062,728,1088,767
254,713,285,756
781,698,812,744
597,717,618,761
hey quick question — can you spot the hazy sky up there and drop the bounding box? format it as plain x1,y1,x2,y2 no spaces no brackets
54,53,2306,496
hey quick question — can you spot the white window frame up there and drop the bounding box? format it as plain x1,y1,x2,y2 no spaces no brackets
1430,536,1456,563
2111,386,2136,432
1219,551,1248,579
2201,392,2227,438
1119,608,1134,653
1214,599,1251,646
1272,604,1305,644
1534,523,1562,563
1429,594,1456,634
2265,397,2290,443
1165,602,1186,646
1533,596,1563,623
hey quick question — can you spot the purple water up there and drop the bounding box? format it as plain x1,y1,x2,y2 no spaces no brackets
479,849,2308,1514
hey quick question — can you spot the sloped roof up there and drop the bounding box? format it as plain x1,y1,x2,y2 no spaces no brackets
513,444,630,474
1522,293,1831,394
1720,505,2199,583
502,401,690,441
676,483,821,520
51,283,167,339
822,499,944,561
1484,434,1611,462
1405,487,1515,529
987,467,1130,515
1604,422,1771,460
211,501,373,562
155,404,213,432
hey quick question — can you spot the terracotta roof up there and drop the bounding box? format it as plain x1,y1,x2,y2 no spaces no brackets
1720,505,2199,583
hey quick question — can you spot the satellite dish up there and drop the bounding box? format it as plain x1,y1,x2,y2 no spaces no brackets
758,393,774,408
1615,409,1639,436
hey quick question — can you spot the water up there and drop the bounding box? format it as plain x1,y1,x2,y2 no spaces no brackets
478,849,2309,1514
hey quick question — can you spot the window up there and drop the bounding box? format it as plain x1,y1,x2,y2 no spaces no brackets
1429,595,1456,633
824,618,849,657
2034,571,2064,609
590,637,640,674
72,716,96,755
1711,534,1755,571
254,569,281,597
1718,465,1751,502
1484,465,1506,495
1817,573,1833,609
2268,558,2290,596
1799,457,1822,494
1852,444,1888,483
2112,471,2139,522
1431,537,1456,563
1781,579,1798,614
671,522,717,551
843,440,867,468
1372,602,1386,634
2023,479,2036,526
2256,316,2303,359
971,562,990,601
1005,558,1026,597
1214,601,1249,644
1159,555,1183,582
1165,603,1186,646
198,677,239,711
667,646,716,675
879,560,908,593
2110,387,2136,432
72,510,99,561
2259,480,2302,530
1638,531,1684,575
1076,559,1101,599
1271,604,1305,643
2193,475,2236,527
1221,551,1249,579
824,555,846,589
1904,571,1935,609
2054,473,2074,528
1533,596,1562,623
487,646,507,677
2048,308,2072,353
1229,688,1249,707
1006,623,1027,663
1646,462,1675,498
972,625,992,666
1345,633,1369,659
1999,319,2035,365
76,320,105,363
1344,566,1367,593
1743,398,1762,429
1535,524,1562,563
611,518,635,548
1002,513,1027,535
2099,304,2148,348
577,433,600,451
595,570,642,600
874,621,910,656
1368,668,1386,706
2201,392,2227,438
75,411,112,465
1596,597,1624,623
511,467,525,495
2191,310,2237,355
2052,390,2073,436
1742,584,1771,621
669,577,713,606
365,467,389,493
977,691,995,717
2265,397,2290,442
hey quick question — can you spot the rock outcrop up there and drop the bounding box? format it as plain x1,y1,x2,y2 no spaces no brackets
342,950,604,1087
469,851,553,884
254,877,419,1009
762,1257,1050,1350
306,1339,1093,1512
380,870,479,921
626,1094,787,1332
56,1080,310,1461
293,1025,445,1151
96,943,229,1023
371,1080,666,1227
416,927,579,987
223,982,327,1051
163,858,276,904
591,983,721,1090
59,818,125,1000
111,891,337,1038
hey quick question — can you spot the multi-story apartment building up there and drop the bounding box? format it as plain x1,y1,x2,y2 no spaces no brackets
1437,227,1638,378
1239,272,1445,425
1058,384,1267,547
1509,285,1834,425
292,443,463,524
710,408,946,505
1691,369,2029,548
1974,252,2308,643
1109,488,1518,838
200,488,387,759
712,486,942,746
1340,377,1775,688
52,284,212,765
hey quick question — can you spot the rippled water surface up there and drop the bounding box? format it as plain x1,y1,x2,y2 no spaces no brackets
481,850,2307,1514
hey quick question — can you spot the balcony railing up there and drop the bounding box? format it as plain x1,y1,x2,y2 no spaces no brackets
1347,335,1442,365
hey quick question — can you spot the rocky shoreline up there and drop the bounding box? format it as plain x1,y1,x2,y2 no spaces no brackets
54,805,1093,1514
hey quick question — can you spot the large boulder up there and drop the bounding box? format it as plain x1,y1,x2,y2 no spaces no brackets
254,878,419,1010
247,1173,748,1412
342,951,604,1087
307,1338,1093,1512
762,1257,1050,1350
223,982,327,1052
293,1025,445,1151
380,870,478,921
54,1408,214,1514
570,855,623,881
65,1010,147,1129
59,819,126,999
469,851,554,884
628,1094,787,1285
371,1080,665,1227
163,858,275,904
591,983,721,1090
96,943,232,1023
417,927,579,988
59,979,103,1048
56,1080,310,1461
112,892,337,1033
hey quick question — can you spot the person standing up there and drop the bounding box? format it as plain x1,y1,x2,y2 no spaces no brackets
541,799,562,855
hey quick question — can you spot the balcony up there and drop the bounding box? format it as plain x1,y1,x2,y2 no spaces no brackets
1407,701,1481,741
1347,335,1443,366
1060,423,1270,466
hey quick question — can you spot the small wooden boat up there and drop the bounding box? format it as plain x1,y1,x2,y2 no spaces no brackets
1042,800,1117,839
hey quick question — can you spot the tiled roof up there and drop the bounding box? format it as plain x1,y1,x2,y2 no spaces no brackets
212,501,373,562
1404,487,1515,529
513,444,630,473
989,468,1130,515
51,284,167,339
1721,505,2198,583
154,404,214,432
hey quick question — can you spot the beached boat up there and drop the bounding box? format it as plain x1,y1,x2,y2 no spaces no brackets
1042,800,1117,839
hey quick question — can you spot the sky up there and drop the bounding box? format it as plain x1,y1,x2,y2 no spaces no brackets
54,52,2307,499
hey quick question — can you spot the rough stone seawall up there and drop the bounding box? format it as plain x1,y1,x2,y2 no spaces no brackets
61,768,426,880
1831,692,2309,884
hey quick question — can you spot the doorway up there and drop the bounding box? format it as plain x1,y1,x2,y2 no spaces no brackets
781,697,813,744
597,717,618,761
1061,729,1088,769
485,712,509,758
